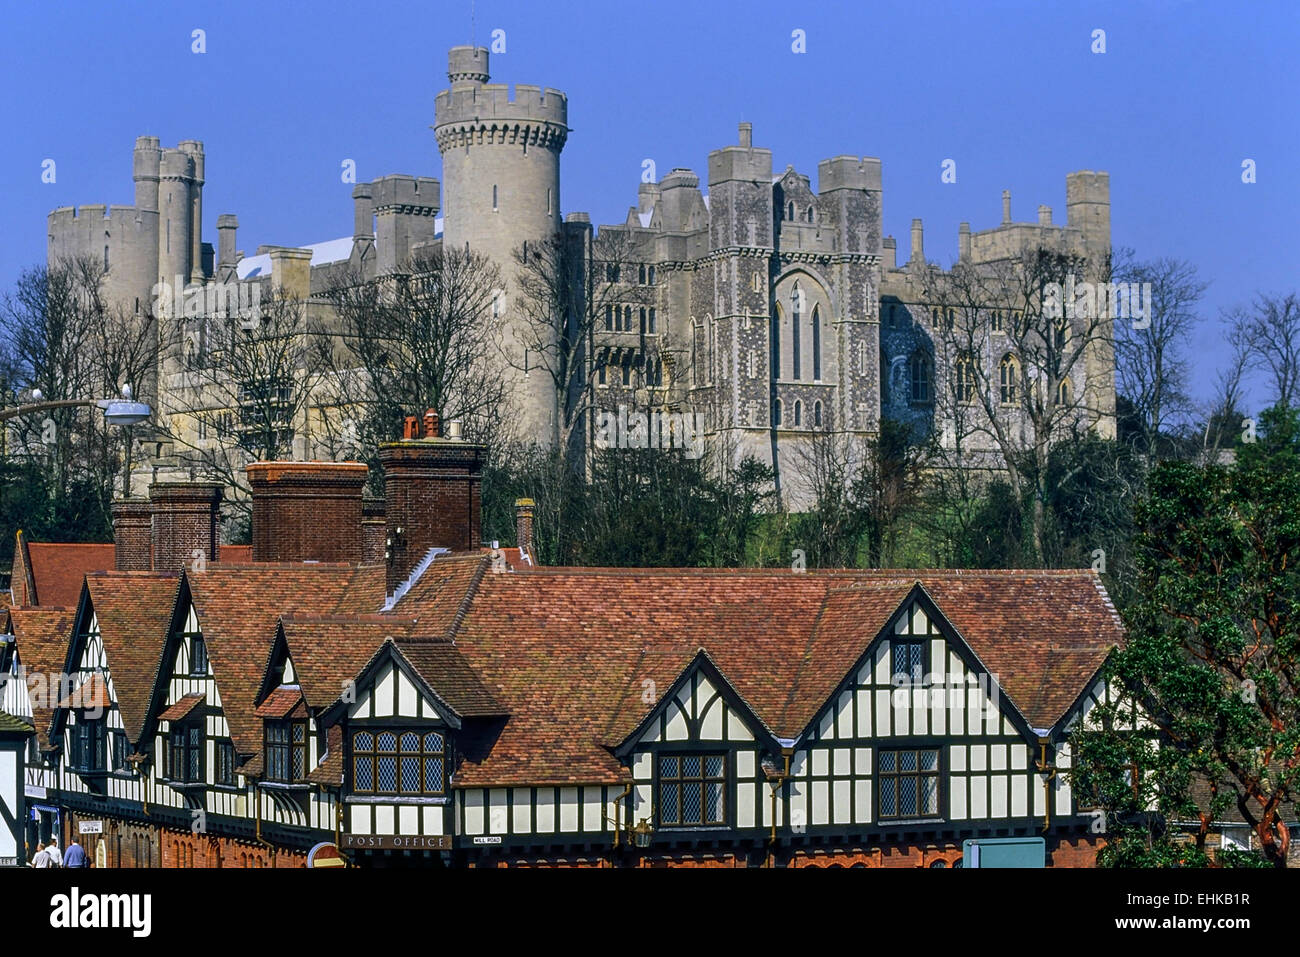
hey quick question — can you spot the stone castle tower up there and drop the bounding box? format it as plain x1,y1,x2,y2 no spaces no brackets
44,47,1114,507
434,45,567,442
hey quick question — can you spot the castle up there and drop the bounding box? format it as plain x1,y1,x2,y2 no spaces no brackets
46,45,1115,506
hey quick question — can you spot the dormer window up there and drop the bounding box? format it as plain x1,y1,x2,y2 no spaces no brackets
266,719,307,784
168,723,204,783
351,729,446,796
73,714,106,772
657,754,727,827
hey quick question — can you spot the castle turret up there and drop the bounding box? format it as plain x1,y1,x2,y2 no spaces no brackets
434,45,568,443
1065,171,1110,256
216,214,239,280
177,140,206,284
158,148,197,289
371,175,439,274
133,136,161,212
351,182,374,264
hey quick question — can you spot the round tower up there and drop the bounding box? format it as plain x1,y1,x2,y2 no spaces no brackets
434,45,569,444
158,148,196,289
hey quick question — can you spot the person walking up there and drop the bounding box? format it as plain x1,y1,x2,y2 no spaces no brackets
30,841,52,868
63,838,88,868
45,838,63,867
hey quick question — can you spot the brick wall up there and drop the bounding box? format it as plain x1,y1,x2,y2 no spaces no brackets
111,499,153,571
246,462,368,564
378,438,485,593
149,483,223,574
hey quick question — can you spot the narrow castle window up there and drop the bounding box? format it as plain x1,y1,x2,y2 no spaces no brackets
791,285,802,380
794,400,802,427
773,399,783,427
624,305,633,331
649,307,657,333
648,265,656,284
805,207,814,223
814,401,823,427
547,188,551,213
605,304,613,331
622,360,631,386
103,245,109,271
1057,377,1070,405
597,360,607,385
639,264,647,284
999,353,1019,405
910,350,932,404
955,354,976,404
640,307,647,335
493,185,498,211
787,202,795,221
812,305,821,381
771,308,781,381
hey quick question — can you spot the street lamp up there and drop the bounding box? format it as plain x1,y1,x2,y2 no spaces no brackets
1,386,151,426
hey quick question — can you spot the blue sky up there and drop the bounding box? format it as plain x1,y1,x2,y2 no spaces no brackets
2,0,1296,409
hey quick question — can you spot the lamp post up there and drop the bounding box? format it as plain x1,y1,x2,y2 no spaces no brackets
1,388,152,495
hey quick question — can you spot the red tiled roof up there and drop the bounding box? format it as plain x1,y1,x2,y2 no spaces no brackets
84,573,181,743
57,672,112,711
393,566,1121,787
158,692,205,723
187,563,385,756
391,639,506,718
5,607,75,748
25,543,115,608
254,685,304,718
278,617,414,711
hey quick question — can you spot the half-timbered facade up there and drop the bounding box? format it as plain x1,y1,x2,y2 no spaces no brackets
7,428,1136,867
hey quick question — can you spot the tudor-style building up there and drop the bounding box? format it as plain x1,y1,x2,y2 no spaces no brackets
5,421,1131,867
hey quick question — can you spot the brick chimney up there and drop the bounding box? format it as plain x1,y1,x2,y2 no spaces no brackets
149,483,223,574
111,499,153,571
378,410,484,594
361,499,387,564
246,462,369,563
515,498,536,564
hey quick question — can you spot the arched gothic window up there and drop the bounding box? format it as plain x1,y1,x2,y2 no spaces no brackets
999,353,1019,405
910,350,932,404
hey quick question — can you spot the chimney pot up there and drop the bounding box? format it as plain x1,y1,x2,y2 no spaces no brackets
739,122,752,148
1002,189,1012,224
423,409,440,438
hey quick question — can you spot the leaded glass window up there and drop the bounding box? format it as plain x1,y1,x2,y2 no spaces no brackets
878,748,940,820
266,719,307,784
351,728,445,796
892,638,926,684
657,753,726,827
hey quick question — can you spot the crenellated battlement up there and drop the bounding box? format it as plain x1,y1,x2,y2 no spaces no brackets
433,83,569,153
48,203,155,233
818,155,882,193
370,175,440,214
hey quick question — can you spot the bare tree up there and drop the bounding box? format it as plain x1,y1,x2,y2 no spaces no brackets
1229,292,1300,409
158,288,326,510
316,247,510,475
509,226,658,461
1112,249,1207,453
922,243,1114,563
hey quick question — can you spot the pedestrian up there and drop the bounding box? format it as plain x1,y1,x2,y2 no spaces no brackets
45,837,63,867
30,841,52,868
63,838,88,868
